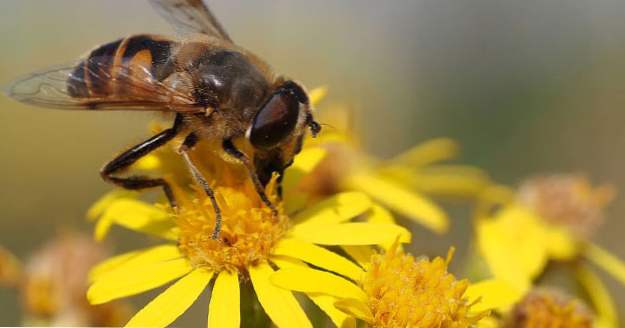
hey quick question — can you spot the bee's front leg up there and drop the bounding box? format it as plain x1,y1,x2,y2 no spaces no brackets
178,132,223,240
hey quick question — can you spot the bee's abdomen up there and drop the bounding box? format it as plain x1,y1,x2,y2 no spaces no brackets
67,34,175,99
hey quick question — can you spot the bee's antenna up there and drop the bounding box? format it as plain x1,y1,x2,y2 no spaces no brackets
309,120,321,137
317,122,338,133
304,110,322,137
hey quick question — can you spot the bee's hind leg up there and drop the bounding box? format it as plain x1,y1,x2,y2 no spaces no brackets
178,133,223,240
100,114,184,208
221,138,278,217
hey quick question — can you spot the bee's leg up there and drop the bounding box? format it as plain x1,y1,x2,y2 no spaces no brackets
222,139,278,216
100,114,183,208
178,133,223,240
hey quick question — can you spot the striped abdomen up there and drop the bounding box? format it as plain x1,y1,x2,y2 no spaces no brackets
67,34,175,99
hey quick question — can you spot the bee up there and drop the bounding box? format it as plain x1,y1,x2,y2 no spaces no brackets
5,0,321,239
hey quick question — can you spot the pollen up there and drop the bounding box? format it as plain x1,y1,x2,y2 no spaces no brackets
517,174,615,238
505,288,593,328
361,245,484,328
175,183,289,274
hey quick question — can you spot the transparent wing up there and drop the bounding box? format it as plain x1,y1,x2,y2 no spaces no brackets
5,59,203,112
149,0,232,41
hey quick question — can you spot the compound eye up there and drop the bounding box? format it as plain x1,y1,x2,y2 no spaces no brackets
249,90,300,149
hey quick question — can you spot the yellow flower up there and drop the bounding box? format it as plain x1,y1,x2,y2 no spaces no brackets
272,243,513,328
503,288,593,328
516,175,614,239
344,139,491,234
288,97,491,234
87,144,411,328
1,232,132,327
474,174,625,327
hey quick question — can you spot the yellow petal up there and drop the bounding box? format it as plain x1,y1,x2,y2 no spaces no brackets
341,246,375,268
269,255,356,328
283,148,326,198
271,267,366,301
87,189,138,220
126,269,213,328
465,279,523,312
97,199,176,241
94,216,114,242
273,238,364,281
90,245,182,282
389,138,459,167
363,205,402,250
293,192,371,225
346,173,448,233
88,258,192,304
576,265,618,328
543,224,578,260
290,147,327,174
474,185,516,220
270,255,308,269
476,317,500,328
585,243,625,286
477,206,548,292
249,262,312,328
364,204,395,224
308,293,356,328
334,298,374,323
309,86,328,106
290,222,410,246
208,271,240,328
283,147,327,211
134,153,162,170
89,249,141,282
381,164,490,198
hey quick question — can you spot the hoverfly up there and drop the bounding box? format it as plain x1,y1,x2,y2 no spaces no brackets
5,0,321,239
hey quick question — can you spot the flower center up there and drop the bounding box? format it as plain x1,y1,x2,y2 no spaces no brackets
517,174,614,238
505,288,593,328
362,246,483,328
175,185,289,274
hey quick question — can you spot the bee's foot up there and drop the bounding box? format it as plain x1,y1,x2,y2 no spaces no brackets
270,207,279,220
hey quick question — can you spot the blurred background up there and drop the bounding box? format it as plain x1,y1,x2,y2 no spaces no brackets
1,0,625,324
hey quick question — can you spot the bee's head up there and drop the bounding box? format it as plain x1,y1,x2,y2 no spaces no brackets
246,80,321,186
246,80,320,150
